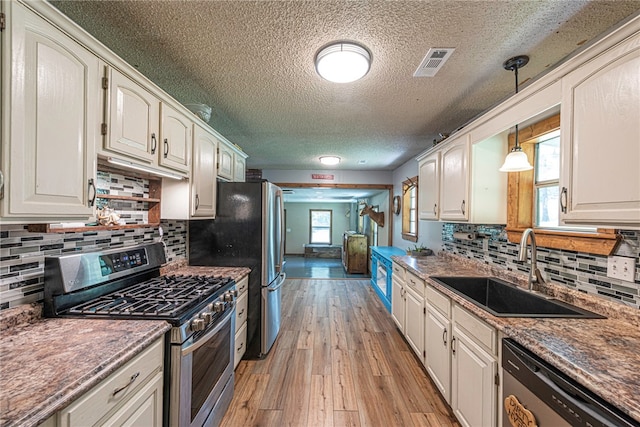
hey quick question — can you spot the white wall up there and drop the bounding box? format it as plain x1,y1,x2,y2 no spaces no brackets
391,158,444,253
284,202,351,254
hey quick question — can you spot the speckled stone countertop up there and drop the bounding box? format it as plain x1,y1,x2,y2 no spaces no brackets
392,253,640,423
0,265,250,427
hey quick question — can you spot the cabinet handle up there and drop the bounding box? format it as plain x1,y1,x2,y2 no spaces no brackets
195,194,200,210
0,169,4,200
239,308,245,317
164,139,169,158
442,328,447,346
87,179,96,207
560,187,568,214
460,200,466,215
451,336,456,355
237,342,244,352
151,133,157,154
433,203,437,215
112,372,140,397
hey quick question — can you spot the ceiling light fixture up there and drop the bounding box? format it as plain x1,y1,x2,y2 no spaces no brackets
315,42,371,83
319,156,341,165
499,55,533,173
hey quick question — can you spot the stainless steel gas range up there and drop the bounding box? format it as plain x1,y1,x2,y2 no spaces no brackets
44,242,236,427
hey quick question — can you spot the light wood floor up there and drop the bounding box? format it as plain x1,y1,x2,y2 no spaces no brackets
221,278,461,427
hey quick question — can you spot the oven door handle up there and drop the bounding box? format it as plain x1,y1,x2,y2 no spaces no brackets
182,307,234,356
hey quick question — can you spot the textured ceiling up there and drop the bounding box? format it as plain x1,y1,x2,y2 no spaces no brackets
51,1,640,172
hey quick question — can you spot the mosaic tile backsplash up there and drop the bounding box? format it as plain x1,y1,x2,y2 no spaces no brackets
0,220,187,310
96,170,150,225
443,223,640,308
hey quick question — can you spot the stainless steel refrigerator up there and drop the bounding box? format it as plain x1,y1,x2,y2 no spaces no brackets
188,180,285,358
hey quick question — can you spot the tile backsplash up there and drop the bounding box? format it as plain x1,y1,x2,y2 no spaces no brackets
443,223,640,309
0,220,187,310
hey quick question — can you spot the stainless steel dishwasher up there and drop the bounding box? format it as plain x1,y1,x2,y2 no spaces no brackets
502,339,639,427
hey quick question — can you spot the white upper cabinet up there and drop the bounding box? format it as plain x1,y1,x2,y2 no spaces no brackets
560,32,640,227
440,137,470,221
104,67,159,163
217,143,234,181
418,151,440,220
2,2,98,218
191,124,218,217
234,154,246,182
160,103,191,173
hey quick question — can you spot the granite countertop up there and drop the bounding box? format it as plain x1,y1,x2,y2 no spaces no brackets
392,253,640,423
0,265,251,427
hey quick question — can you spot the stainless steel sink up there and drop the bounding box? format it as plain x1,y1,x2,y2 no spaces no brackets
430,276,605,318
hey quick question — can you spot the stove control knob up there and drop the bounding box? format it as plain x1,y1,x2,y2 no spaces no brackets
201,312,213,324
231,289,239,297
191,318,205,332
223,292,234,302
213,301,225,313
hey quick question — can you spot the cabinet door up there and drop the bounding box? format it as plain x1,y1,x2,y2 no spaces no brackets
160,103,191,173
217,143,234,180
418,152,440,220
440,138,470,221
560,34,640,226
391,277,405,332
191,124,217,217
426,305,451,403
451,327,497,427
6,3,98,217
106,68,159,163
404,286,425,362
233,155,246,182
102,372,163,427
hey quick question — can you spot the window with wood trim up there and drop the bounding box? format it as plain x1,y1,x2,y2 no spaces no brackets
506,113,620,255
402,177,418,242
310,209,332,244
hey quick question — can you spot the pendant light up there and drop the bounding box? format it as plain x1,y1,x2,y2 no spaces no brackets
315,42,371,83
499,55,533,172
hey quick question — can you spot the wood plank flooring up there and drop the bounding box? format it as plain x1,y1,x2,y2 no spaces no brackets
221,278,461,427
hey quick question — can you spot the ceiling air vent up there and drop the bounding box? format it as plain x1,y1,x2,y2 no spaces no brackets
413,48,455,77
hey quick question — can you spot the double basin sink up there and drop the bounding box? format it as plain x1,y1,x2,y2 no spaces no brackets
430,276,604,318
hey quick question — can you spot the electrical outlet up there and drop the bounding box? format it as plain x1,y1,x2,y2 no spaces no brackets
607,256,636,282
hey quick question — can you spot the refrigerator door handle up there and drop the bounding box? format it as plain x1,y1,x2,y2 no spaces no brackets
267,273,286,292
275,188,285,273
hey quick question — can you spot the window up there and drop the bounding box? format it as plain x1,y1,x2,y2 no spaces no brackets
506,113,618,255
534,131,560,228
402,177,418,242
309,209,332,244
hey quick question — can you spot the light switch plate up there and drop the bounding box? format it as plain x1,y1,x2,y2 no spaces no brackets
607,256,636,282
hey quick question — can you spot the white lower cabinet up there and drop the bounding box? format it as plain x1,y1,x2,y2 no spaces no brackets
391,266,426,361
234,276,249,368
426,303,451,402
451,326,497,427
423,283,498,427
57,338,163,427
391,270,406,333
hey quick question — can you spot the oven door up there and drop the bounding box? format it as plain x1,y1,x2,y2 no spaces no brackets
170,307,235,427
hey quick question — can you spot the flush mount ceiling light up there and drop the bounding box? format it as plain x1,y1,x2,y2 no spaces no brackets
319,156,341,165
315,42,371,83
499,55,533,173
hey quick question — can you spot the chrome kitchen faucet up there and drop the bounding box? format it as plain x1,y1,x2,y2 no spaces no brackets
518,228,546,291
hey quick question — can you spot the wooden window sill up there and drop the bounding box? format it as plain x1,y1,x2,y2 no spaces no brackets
505,227,620,255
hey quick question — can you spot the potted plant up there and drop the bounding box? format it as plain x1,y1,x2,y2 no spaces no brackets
408,244,433,257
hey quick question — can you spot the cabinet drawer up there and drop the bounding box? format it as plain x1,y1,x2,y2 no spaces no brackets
234,321,248,369
453,304,496,354
235,291,248,333
392,262,405,282
426,284,451,317
236,276,249,296
405,272,425,297
59,338,163,427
